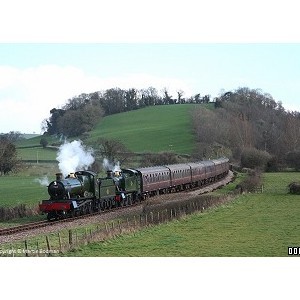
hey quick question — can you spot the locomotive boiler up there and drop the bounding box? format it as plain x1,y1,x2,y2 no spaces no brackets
39,171,97,220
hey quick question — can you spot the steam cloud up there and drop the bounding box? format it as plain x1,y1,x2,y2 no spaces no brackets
34,175,50,186
57,140,95,176
102,158,121,172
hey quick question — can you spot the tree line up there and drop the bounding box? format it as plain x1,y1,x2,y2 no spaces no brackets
2,86,300,175
192,87,300,170
43,87,210,137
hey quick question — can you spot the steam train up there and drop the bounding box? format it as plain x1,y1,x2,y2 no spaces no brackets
39,157,230,221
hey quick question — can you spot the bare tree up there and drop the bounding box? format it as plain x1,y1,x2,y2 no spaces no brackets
177,90,185,104
95,138,132,166
0,137,20,175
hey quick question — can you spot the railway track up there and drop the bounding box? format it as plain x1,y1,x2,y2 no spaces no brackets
0,202,141,236
0,172,234,237
0,220,50,236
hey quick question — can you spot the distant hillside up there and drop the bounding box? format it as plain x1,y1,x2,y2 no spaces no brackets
16,104,209,161
87,104,210,154
21,134,40,139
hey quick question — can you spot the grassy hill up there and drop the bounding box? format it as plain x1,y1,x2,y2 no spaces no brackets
87,104,205,154
16,104,208,161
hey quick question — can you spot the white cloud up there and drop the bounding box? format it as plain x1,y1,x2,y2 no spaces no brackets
0,65,194,133
0,65,102,133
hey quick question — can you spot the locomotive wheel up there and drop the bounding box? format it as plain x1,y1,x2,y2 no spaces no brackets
47,212,58,221
87,204,92,214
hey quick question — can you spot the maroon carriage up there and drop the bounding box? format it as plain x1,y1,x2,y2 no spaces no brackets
211,158,229,179
188,162,206,187
135,166,171,196
165,164,192,191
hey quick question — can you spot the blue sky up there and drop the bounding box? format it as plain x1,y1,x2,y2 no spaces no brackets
1,43,299,133
0,0,300,133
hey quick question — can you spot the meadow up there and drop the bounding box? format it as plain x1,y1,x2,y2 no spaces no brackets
62,172,300,257
1,172,300,256
87,104,205,154
0,173,52,207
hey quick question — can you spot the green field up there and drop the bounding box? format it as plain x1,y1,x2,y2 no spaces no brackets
0,174,50,207
15,104,204,162
1,172,300,256
87,104,202,154
63,172,300,257
17,146,57,161
16,134,60,161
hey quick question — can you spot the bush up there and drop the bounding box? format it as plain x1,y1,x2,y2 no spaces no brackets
40,137,48,148
236,171,262,193
0,204,38,221
285,151,300,171
241,148,272,171
289,182,300,194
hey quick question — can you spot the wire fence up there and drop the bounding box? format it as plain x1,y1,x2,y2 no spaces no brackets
0,193,236,257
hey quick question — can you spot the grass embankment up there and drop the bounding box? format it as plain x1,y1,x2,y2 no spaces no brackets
63,172,300,256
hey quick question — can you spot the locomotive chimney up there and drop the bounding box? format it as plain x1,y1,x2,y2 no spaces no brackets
107,170,113,178
56,173,63,181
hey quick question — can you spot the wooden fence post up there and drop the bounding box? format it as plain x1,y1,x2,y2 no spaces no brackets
36,241,39,257
24,240,28,257
68,230,73,248
111,221,115,232
58,232,62,253
85,228,88,241
118,220,122,234
46,236,51,256
105,222,109,235
75,230,78,247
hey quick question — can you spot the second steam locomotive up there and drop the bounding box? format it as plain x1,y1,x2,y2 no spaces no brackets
39,158,230,221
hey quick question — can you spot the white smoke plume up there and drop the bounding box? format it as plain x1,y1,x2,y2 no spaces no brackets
57,140,95,177
34,175,50,186
102,158,121,172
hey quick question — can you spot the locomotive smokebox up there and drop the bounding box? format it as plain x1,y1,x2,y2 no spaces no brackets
107,170,113,178
56,173,63,181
